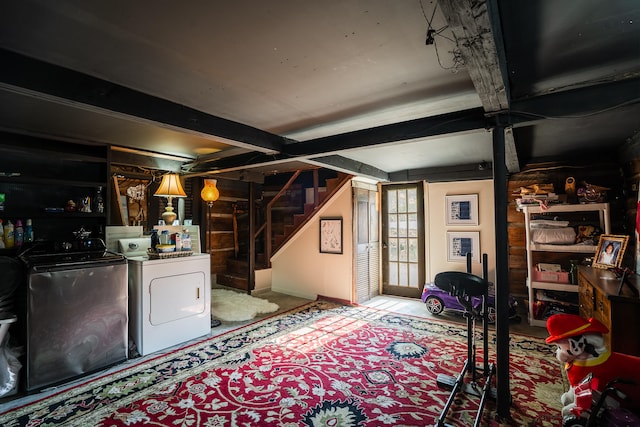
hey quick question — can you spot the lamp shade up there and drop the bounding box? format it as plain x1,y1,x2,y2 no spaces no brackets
154,173,187,224
154,173,187,198
201,179,220,205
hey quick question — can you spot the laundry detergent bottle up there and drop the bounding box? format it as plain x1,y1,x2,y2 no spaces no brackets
3,220,14,248
14,219,24,248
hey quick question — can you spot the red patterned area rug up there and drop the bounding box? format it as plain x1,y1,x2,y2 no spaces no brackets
0,300,564,426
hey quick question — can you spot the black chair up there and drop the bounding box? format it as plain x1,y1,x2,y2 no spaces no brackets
432,255,495,427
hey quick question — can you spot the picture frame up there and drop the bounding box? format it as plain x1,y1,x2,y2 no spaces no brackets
447,231,480,263
592,234,629,269
320,217,343,254
445,194,479,226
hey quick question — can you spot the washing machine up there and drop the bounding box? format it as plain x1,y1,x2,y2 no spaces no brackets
119,238,211,356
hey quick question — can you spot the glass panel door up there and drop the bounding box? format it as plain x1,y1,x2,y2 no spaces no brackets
382,183,424,298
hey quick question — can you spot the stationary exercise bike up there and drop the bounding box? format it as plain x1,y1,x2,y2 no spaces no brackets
433,253,495,427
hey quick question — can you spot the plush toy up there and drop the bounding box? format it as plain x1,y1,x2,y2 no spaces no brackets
575,225,600,245
546,313,640,417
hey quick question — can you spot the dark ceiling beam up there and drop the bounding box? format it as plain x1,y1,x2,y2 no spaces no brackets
439,0,509,113
110,148,186,172
184,149,388,182
439,0,519,174
0,48,285,154
184,107,494,180
389,162,493,183
305,155,389,182
283,107,487,157
181,107,488,179
504,127,520,173
508,77,640,122
485,0,511,104
190,147,253,165
184,152,288,173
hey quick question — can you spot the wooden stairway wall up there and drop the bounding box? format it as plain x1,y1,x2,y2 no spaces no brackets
215,171,350,291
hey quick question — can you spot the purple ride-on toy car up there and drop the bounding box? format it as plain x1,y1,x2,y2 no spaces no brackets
421,283,518,324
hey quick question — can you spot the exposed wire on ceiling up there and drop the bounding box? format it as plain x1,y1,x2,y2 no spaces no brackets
510,97,640,120
418,0,465,72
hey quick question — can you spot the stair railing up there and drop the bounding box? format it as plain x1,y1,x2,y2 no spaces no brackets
254,169,350,267
257,169,302,266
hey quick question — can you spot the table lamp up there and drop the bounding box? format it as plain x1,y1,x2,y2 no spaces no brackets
154,173,187,224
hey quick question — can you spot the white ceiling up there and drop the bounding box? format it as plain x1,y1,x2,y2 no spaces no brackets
0,0,638,181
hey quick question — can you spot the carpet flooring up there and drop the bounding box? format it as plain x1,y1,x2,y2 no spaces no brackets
0,300,565,426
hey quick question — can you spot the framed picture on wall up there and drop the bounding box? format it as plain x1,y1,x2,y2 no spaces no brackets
320,217,343,254
592,234,629,269
445,194,479,225
447,231,480,263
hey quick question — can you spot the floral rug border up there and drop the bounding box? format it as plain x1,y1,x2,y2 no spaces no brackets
0,300,561,426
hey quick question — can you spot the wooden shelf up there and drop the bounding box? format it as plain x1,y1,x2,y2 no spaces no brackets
529,243,598,252
0,136,109,241
529,280,579,292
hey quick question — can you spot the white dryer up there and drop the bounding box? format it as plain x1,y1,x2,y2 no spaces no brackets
126,254,211,356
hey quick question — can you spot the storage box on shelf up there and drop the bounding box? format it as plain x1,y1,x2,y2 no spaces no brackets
531,269,570,284
520,202,610,327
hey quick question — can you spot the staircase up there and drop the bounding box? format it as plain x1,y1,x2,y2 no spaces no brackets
215,170,351,291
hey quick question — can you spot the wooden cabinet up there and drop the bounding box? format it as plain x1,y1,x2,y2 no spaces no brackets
521,203,610,327
577,266,640,356
0,133,109,245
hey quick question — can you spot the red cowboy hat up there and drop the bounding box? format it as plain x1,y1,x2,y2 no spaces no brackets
545,314,609,343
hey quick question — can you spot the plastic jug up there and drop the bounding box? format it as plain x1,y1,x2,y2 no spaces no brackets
14,220,24,248
3,220,14,248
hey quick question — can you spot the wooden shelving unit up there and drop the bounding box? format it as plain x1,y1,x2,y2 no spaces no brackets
0,134,109,244
520,203,610,327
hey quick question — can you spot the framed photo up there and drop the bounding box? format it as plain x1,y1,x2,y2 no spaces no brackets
445,194,479,226
320,217,343,254
447,231,480,263
592,234,629,269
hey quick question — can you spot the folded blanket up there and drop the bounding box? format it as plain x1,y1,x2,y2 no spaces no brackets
532,227,576,244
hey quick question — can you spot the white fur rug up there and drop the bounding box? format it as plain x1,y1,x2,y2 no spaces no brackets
211,289,279,321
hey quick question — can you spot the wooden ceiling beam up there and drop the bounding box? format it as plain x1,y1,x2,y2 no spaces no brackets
439,0,510,113
439,0,519,174
0,48,285,154
306,155,389,182
284,107,487,157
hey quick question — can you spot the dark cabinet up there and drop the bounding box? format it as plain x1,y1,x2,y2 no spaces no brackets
0,133,109,245
577,266,640,356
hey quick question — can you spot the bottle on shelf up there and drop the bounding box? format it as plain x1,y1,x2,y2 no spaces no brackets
173,232,182,251
150,229,159,252
14,219,24,248
4,220,14,248
25,218,34,243
181,229,191,251
569,260,579,285
94,186,105,214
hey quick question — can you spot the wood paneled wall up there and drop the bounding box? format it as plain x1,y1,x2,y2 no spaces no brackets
202,179,249,275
